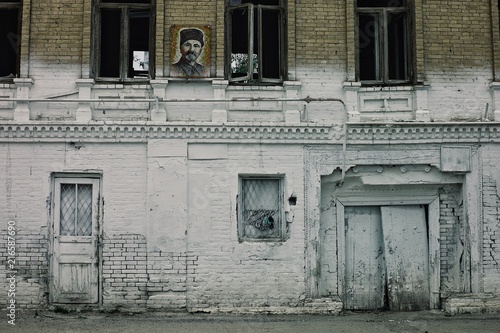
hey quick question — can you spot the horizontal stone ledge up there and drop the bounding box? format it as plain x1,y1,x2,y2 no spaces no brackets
188,303,343,315
0,122,500,143
0,122,338,142
444,294,500,315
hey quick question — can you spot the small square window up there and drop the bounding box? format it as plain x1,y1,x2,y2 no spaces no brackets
53,177,100,237
59,183,93,236
238,176,284,241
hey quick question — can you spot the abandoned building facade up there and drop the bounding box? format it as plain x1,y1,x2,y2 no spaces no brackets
1,0,500,314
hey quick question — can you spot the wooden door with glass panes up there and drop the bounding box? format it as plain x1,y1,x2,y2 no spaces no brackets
51,177,100,304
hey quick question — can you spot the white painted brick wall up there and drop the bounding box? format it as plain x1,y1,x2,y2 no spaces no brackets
439,187,466,295
2,0,500,314
186,144,306,310
2,139,500,312
102,234,148,309
481,146,500,294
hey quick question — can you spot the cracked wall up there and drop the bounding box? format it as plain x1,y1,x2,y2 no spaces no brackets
482,145,500,294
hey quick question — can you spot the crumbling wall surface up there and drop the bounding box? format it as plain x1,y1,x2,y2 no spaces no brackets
439,186,465,296
146,251,191,311
28,0,86,118
0,142,149,309
185,144,306,312
0,229,48,309
0,142,57,310
102,234,148,310
424,0,493,121
482,145,500,295
295,0,346,124
318,177,338,298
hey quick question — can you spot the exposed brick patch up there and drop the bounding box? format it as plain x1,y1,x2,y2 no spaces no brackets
146,251,190,310
102,234,148,309
0,229,48,309
483,178,500,292
439,186,465,296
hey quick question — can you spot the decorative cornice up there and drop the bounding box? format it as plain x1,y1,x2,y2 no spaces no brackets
0,122,339,143
346,122,500,144
1,121,500,144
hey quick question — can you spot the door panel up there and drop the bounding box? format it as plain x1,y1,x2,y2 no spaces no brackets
344,206,385,310
52,178,100,304
381,205,430,311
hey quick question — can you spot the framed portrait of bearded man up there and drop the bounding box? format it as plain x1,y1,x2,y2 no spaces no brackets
170,25,210,78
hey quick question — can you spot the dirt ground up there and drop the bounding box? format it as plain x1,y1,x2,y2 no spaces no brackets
2,310,500,333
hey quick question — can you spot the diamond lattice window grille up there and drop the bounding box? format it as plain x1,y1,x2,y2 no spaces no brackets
77,184,93,236
242,178,281,239
59,183,93,236
60,184,76,236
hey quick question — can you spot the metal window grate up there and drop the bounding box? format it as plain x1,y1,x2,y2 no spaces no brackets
242,178,280,239
77,184,93,236
60,183,93,236
60,184,76,236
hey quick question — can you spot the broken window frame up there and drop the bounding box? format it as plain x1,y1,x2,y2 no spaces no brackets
225,0,286,85
238,175,285,242
0,0,21,81
355,0,413,85
92,0,155,82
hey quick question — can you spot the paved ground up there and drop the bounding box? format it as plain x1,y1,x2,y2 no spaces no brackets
2,310,500,333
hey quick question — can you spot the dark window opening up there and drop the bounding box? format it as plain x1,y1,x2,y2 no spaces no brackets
358,14,379,81
0,3,20,79
128,10,150,78
356,0,411,84
387,12,407,80
95,0,153,81
226,0,285,84
99,9,121,78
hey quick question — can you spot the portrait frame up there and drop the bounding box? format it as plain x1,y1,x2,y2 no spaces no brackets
170,25,210,78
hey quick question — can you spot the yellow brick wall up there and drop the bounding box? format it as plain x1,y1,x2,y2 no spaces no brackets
424,0,493,74
295,0,346,67
29,0,84,64
22,0,497,79
18,0,498,94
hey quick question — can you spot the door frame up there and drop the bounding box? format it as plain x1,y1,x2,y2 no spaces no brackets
337,194,440,309
49,172,103,305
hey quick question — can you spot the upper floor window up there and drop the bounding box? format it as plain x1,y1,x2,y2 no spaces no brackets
226,0,286,84
356,0,412,84
93,0,154,81
0,0,20,80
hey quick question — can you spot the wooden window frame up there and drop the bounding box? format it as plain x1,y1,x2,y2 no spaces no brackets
225,0,286,85
92,0,155,82
355,1,413,85
238,175,285,242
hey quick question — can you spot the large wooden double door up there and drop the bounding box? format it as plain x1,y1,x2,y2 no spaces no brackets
344,205,430,311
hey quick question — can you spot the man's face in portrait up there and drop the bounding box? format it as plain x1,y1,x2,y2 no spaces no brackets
180,39,202,63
